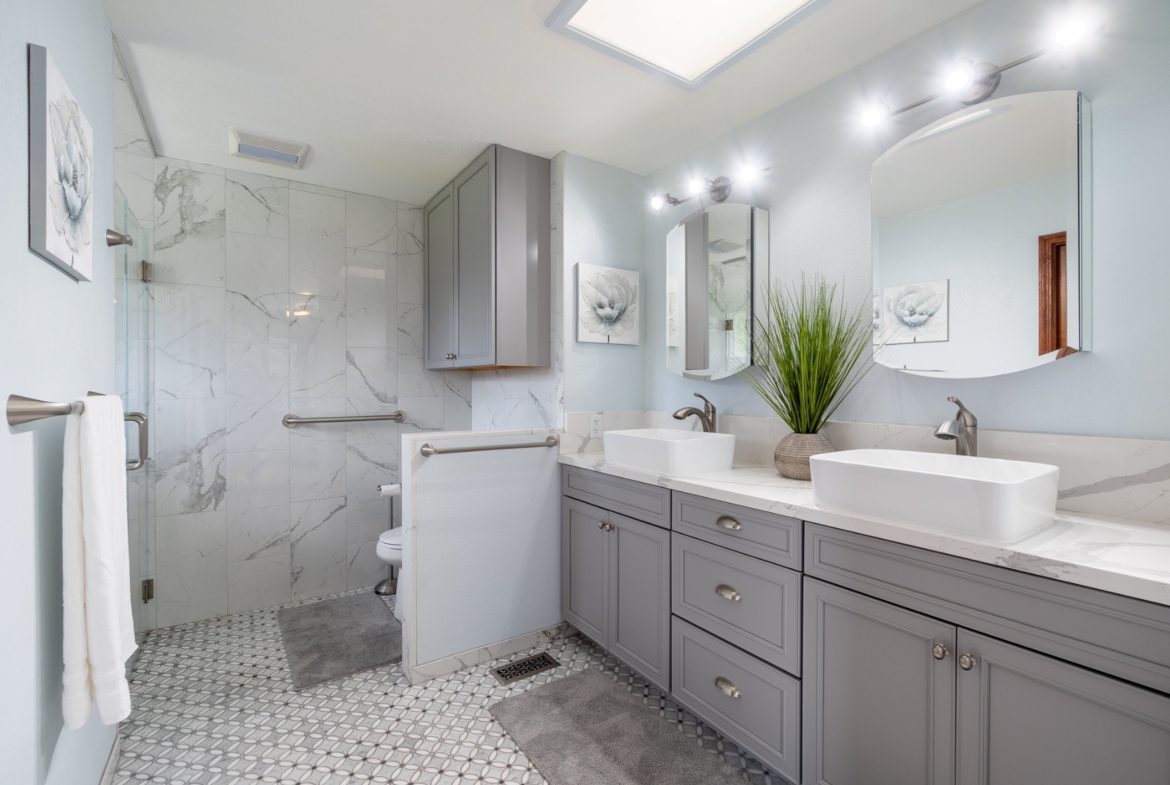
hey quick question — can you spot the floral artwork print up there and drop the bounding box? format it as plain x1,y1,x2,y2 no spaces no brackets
29,45,94,281
877,279,949,345
577,263,639,345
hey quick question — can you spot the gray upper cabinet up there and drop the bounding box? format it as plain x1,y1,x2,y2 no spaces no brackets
803,578,957,785
423,144,550,370
955,630,1170,785
423,185,456,369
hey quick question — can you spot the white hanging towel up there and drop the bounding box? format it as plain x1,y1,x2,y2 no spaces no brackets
61,394,137,728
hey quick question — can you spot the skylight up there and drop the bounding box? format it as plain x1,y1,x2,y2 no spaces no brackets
547,0,822,88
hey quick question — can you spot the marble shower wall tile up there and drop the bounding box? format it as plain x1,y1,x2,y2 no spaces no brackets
346,193,396,252
154,283,226,401
346,249,395,349
226,171,289,238
226,232,290,345
226,342,289,453
153,158,226,286
155,511,228,627
153,399,227,518
225,450,290,563
291,496,348,600
289,295,346,398
290,189,346,298
289,397,348,502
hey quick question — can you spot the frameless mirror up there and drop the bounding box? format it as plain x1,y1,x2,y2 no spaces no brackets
871,90,1090,378
666,203,768,380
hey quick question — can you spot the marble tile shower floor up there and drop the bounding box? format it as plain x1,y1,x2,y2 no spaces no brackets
116,590,782,785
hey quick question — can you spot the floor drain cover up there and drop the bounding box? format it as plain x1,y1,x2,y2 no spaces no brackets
491,652,560,685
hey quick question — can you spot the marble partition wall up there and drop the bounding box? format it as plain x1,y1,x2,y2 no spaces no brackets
115,145,470,627
563,411,1170,528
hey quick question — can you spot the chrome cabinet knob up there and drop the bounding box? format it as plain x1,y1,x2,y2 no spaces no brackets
716,515,742,531
715,676,741,699
715,584,743,603
932,643,949,661
597,520,606,530
445,352,456,360
959,652,977,671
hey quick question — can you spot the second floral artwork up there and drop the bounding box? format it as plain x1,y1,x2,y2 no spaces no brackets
577,263,639,345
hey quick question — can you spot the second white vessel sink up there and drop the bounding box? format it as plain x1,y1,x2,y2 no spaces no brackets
810,449,1059,543
603,428,735,476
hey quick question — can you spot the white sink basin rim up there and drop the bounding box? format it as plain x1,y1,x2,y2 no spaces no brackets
810,449,1059,543
603,428,735,476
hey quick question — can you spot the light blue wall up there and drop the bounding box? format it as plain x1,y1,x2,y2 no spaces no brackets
639,0,1170,439
0,1,117,783
563,154,647,411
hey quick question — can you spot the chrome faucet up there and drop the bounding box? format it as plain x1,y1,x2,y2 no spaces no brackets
935,396,978,456
673,393,717,433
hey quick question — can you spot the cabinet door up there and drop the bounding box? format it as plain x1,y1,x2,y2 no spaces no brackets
608,512,670,691
804,578,956,785
956,630,1170,785
452,148,495,367
423,184,455,369
561,498,608,644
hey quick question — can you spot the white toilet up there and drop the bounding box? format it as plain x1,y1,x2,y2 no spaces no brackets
375,528,403,569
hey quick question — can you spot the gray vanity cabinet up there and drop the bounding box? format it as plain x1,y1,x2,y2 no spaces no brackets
560,492,671,691
423,144,550,370
803,578,957,785
955,630,1170,785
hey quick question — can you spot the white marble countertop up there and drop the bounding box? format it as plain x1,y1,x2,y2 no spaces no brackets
559,453,1170,608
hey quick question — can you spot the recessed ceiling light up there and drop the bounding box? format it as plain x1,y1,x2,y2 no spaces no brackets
547,0,823,89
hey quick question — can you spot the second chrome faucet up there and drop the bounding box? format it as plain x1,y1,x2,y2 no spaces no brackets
935,396,978,456
673,393,717,432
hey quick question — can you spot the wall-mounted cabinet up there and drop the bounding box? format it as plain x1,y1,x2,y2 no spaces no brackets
423,144,550,370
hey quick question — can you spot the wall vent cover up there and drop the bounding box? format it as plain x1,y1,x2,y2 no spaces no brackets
228,127,310,169
490,652,560,685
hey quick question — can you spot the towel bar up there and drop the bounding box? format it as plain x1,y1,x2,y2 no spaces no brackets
6,394,149,471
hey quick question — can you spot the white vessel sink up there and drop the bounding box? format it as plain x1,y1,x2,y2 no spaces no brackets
603,428,735,476
810,449,1059,543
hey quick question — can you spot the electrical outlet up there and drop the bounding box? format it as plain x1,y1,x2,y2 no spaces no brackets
589,414,603,439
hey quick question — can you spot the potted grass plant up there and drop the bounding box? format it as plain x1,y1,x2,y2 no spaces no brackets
749,276,872,480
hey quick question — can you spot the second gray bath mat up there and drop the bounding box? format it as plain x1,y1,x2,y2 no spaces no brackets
490,668,750,785
277,591,401,689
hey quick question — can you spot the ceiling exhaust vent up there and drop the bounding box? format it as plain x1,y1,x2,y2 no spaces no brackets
228,127,310,169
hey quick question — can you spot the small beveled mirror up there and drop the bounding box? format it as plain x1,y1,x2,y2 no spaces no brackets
871,91,1090,378
665,203,768,380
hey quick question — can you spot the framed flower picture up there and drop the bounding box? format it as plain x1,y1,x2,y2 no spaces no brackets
29,44,94,282
577,263,639,345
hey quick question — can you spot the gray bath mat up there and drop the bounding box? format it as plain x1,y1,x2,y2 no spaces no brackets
490,668,749,785
277,592,401,689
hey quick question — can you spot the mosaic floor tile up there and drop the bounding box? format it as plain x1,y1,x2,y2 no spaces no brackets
115,590,785,785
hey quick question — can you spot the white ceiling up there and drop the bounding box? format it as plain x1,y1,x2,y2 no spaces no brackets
105,0,982,205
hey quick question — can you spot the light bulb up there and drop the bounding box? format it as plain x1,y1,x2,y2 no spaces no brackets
649,194,665,211
735,163,761,185
688,177,705,197
1046,7,1102,52
941,61,977,95
858,102,890,129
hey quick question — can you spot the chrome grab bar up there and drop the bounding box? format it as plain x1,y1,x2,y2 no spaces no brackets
419,435,559,457
282,411,405,427
6,394,149,471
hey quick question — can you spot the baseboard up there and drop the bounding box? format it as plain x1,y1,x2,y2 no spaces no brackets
406,622,571,685
99,733,120,785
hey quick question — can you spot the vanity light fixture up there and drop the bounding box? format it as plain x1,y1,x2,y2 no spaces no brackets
856,5,1103,130
650,166,768,211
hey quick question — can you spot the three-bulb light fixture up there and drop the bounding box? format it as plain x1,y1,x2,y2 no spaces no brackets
857,6,1103,130
649,6,1103,211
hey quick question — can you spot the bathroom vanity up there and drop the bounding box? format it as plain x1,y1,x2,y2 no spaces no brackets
560,460,1170,785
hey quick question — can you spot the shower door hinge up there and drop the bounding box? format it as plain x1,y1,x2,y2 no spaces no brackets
140,260,153,283
141,578,155,604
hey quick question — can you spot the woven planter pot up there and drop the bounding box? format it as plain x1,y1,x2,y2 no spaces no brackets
773,432,834,480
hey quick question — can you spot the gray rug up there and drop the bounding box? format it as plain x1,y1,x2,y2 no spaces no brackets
277,592,401,689
490,668,749,785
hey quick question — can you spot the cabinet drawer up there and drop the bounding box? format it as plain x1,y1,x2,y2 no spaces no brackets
805,523,1170,695
671,617,801,782
672,492,800,569
562,466,670,528
672,533,801,674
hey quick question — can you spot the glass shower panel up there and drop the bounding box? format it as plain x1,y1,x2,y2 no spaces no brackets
114,184,155,636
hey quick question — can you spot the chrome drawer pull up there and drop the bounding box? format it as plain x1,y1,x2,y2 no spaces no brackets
715,676,741,699
715,584,743,602
715,515,742,531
